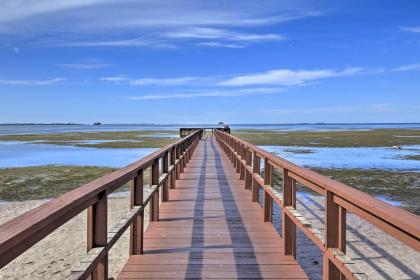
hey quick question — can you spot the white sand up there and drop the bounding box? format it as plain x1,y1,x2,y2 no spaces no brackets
1,193,419,279
0,195,149,279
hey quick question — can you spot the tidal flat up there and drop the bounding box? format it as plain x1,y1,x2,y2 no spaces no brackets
0,165,155,201
0,165,116,201
233,128,420,147
313,168,420,215
0,130,179,148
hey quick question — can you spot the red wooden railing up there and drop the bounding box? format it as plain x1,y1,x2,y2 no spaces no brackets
215,130,420,280
0,129,203,279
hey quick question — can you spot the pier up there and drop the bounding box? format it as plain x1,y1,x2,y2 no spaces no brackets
0,129,418,279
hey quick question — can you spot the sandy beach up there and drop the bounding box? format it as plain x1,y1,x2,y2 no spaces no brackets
1,191,419,279
0,195,142,279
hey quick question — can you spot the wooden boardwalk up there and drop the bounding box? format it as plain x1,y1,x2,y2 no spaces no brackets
1,129,418,279
118,137,308,279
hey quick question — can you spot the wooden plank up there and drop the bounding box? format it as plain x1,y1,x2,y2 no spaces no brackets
118,137,308,279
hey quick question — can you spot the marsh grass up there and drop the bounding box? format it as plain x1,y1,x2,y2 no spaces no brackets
233,129,420,147
0,165,125,201
0,130,178,148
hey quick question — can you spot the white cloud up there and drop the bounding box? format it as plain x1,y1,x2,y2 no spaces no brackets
0,1,320,49
101,76,208,86
0,1,320,28
58,60,110,70
400,26,420,33
218,67,364,86
127,87,283,100
51,38,175,48
0,0,110,24
0,78,64,85
100,75,131,83
130,77,204,86
197,42,245,48
164,27,285,42
393,63,420,72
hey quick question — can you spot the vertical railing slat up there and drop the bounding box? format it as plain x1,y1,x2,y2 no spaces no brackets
283,169,296,258
162,152,169,202
324,190,346,279
170,148,176,189
150,158,160,222
130,170,144,255
252,152,260,202
87,191,108,280
263,158,273,222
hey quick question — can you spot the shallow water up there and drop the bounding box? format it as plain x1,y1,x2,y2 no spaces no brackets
0,141,157,168
261,145,420,171
1,123,419,135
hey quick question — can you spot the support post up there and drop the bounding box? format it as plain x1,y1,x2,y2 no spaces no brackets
175,145,180,180
87,191,108,280
162,152,169,202
150,158,160,222
240,144,245,180
130,170,144,255
170,148,176,189
323,190,346,280
282,169,296,258
252,152,260,202
244,149,252,190
263,158,273,222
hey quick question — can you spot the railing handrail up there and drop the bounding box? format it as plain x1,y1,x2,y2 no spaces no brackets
0,129,203,271
214,130,419,279
215,131,420,242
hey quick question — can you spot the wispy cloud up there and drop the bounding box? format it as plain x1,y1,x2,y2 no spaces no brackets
127,87,284,100
218,67,365,86
164,27,285,42
0,1,320,28
400,26,420,33
58,59,110,70
101,76,209,86
1,1,320,49
50,38,175,48
100,75,131,83
129,77,206,86
0,78,64,85
197,42,245,48
393,63,420,72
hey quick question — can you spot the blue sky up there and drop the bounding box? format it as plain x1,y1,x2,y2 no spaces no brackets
1,0,419,124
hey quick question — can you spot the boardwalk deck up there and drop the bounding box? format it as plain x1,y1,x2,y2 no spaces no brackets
117,137,308,279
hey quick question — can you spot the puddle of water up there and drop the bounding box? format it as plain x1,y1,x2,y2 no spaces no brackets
145,133,179,138
0,141,157,168
261,145,420,171
296,191,402,208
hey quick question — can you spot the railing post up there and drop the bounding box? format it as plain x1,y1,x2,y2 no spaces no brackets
180,143,185,173
252,152,260,202
263,158,273,222
130,170,144,255
283,169,296,258
236,142,241,174
324,191,346,280
232,140,236,168
244,149,252,190
87,191,108,280
240,144,245,180
170,148,176,189
175,145,181,179
162,152,169,202
150,158,160,222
